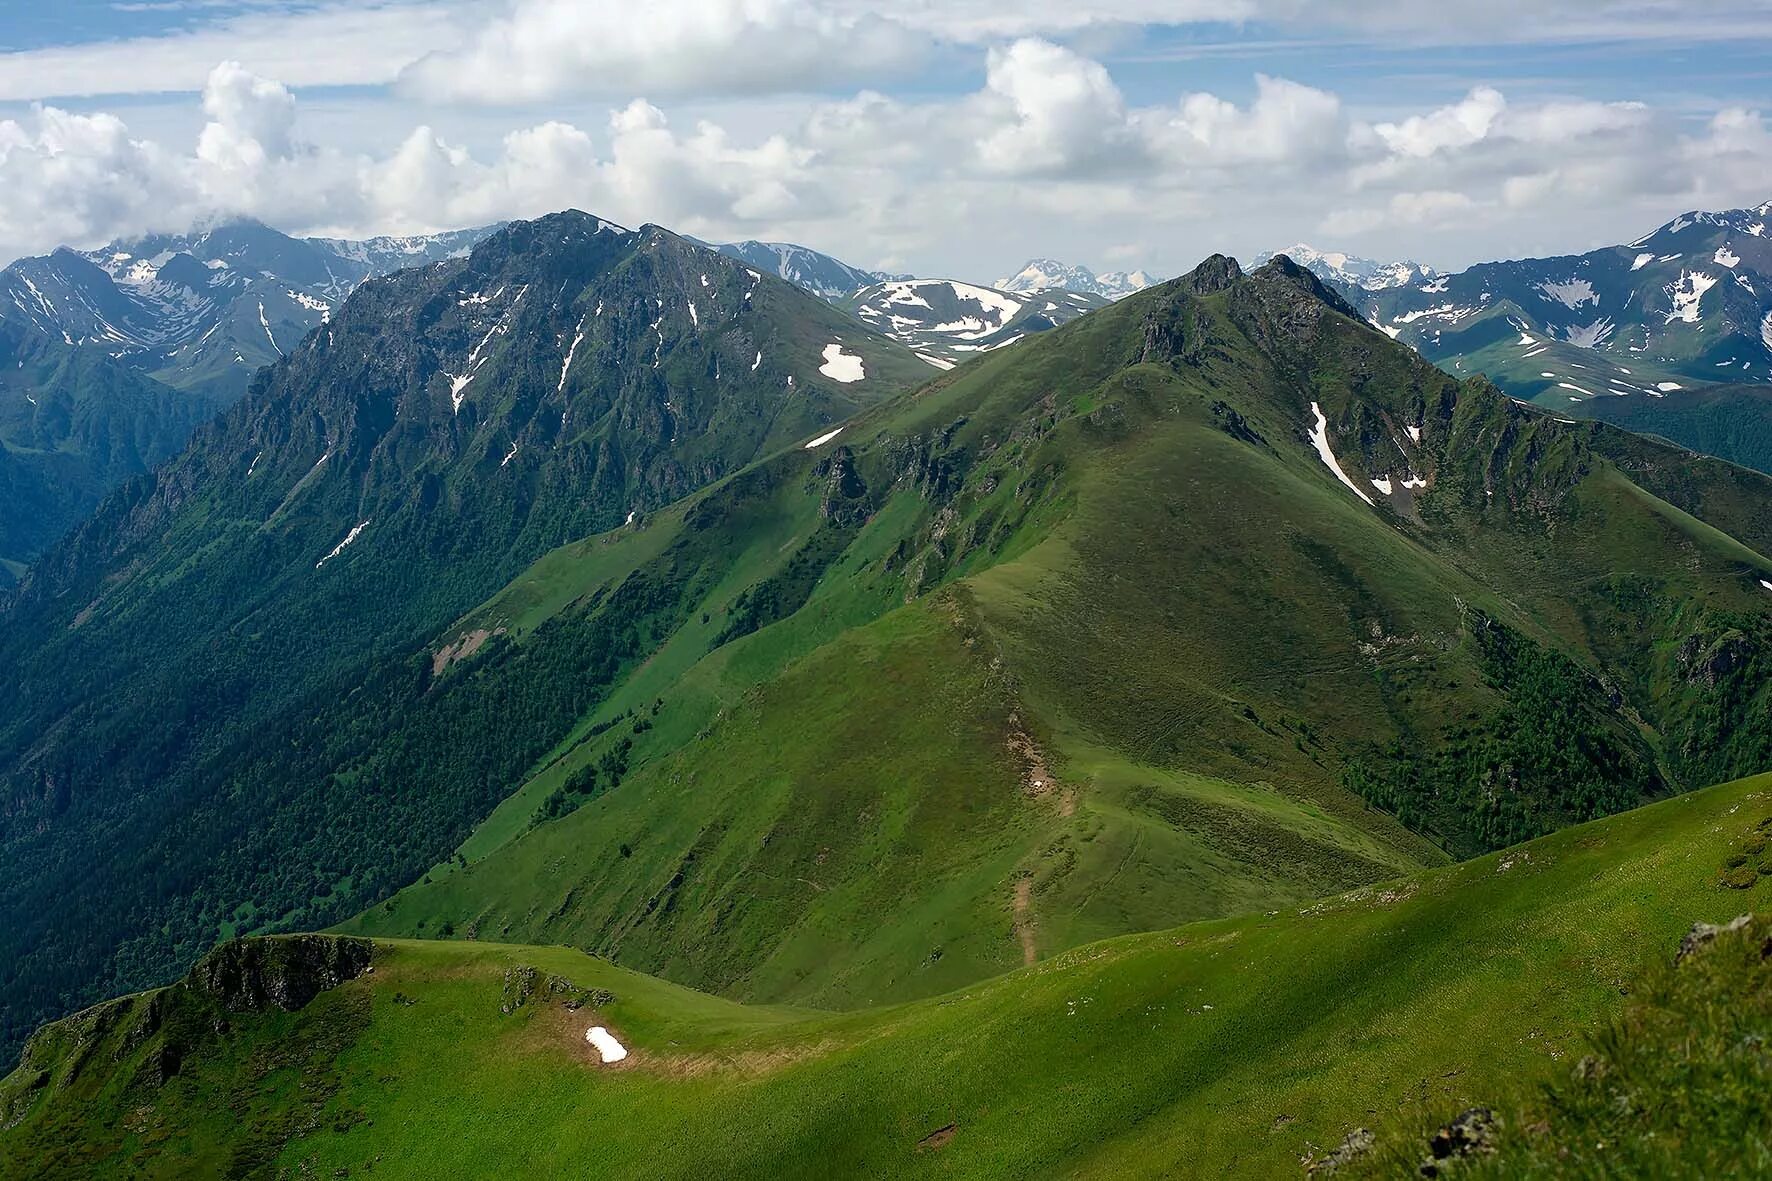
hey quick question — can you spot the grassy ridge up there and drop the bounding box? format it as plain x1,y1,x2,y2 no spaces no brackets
8,772,1770,1178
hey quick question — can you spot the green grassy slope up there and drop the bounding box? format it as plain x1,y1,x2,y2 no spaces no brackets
323,257,1772,1024
6,771,1769,1179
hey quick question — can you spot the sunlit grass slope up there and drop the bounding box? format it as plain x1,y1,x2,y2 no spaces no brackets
7,772,1769,1178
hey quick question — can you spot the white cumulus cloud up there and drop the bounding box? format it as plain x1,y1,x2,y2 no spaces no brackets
399,0,930,103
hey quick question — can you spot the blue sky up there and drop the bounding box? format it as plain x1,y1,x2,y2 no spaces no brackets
1,2,1769,281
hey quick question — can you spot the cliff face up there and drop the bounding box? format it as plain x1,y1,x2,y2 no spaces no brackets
3,936,374,1106
188,935,374,1013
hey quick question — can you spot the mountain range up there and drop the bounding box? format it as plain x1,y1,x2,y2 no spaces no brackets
846,278,1106,364
996,258,1156,300
5,205,1772,1175
1283,202,1772,405
0,219,499,399
1252,243,1437,292
709,240,909,301
0,210,927,1060
0,220,501,581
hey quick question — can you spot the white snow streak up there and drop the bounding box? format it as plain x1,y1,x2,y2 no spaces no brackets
258,302,282,357
559,316,588,393
317,520,368,569
804,426,845,449
1667,271,1717,323
1307,403,1374,506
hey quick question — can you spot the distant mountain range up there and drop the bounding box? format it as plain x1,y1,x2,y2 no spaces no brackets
0,220,501,580
846,278,1105,364
1280,201,1772,405
707,240,908,301
996,259,1155,301
0,220,499,399
1253,244,1436,292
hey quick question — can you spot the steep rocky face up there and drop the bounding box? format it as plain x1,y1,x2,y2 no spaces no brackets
189,936,374,1014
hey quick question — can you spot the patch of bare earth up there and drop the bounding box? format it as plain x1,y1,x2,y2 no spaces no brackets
432,626,504,676
521,1000,825,1078
917,1123,958,1151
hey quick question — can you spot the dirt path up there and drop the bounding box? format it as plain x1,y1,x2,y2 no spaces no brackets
1012,877,1037,965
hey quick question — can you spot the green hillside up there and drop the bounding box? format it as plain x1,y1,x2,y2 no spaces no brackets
0,212,928,1063
0,322,219,579
1572,383,1772,476
332,257,1772,1016
5,769,1768,1178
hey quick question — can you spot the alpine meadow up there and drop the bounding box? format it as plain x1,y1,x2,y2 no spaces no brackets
5,4,1772,1179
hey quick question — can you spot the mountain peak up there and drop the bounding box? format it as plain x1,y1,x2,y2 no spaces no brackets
1253,243,1436,292
996,258,1154,301
1183,253,1243,294
1253,253,1364,320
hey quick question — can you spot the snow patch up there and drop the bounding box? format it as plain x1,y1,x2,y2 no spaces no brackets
1563,318,1615,348
317,521,369,569
1666,271,1717,324
501,441,519,468
1401,475,1427,490
1371,475,1394,495
751,350,762,372
1657,382,1684,392
917,353,956,370
1715,245,1741,268
1405,424,1421,443
1762,310,1772,353
586,1027,627,1064
1631,253,1655,271
818,343,865,383
804,426,845,449
1557,382,1596,397
258,302,282,357
1307,403,1374,507
559,316,588,393
1537,279,1598,309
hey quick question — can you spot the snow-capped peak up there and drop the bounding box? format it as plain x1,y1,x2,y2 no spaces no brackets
1256,244,1437,292
995,258,1152,301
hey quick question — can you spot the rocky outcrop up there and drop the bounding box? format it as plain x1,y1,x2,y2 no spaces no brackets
188,935,374,1013
1676,914,1754,964
1418,1108,1498,1176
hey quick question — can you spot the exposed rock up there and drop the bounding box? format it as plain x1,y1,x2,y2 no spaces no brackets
1307,1126,1375,1175
1255,254,1365,322
189,935,374,1013
1418,1108,1497,1176
500,965,539,1014
1676,630,1753,688
1676,914,1753,964
1184,254,1244,296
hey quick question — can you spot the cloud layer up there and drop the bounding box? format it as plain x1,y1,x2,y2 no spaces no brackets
0,38,1768,278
